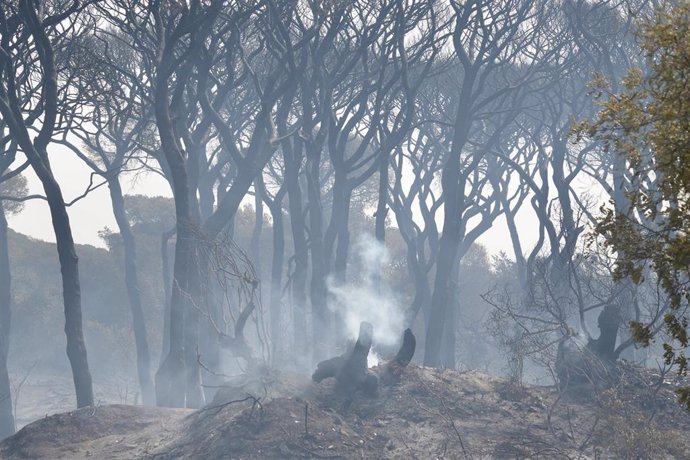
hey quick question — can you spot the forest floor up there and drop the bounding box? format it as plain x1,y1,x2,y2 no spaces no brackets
1,363,689,459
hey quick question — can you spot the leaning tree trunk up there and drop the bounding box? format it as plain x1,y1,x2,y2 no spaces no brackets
5,146,94,409
0,203,15,438
43,173,94,407
0,8,94,407
108,178,154,405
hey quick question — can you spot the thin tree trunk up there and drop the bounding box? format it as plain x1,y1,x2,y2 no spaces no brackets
375,152,388,244
325,177,351,345
0,203,15,438
373,153,388,294
159,228,175,367
250,179,264,273
184,294,203,408
196,171,223,400
183,159,204,409
407,253,431,328
440,261,460,369
306,152,329,361
268,199,285,360
107,179,154,405
285,151,308,362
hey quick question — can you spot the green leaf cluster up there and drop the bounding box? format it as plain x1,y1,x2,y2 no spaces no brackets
574,1,690,407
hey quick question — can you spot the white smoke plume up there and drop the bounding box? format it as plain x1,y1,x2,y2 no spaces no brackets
328,234,405,349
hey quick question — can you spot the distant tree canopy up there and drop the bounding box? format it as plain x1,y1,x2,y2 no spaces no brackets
576,1,690,408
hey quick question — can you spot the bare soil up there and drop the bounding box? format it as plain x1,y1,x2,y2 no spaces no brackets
1,364,689,459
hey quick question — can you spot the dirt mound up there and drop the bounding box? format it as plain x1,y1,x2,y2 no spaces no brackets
0,405,191,459
1,364,689,459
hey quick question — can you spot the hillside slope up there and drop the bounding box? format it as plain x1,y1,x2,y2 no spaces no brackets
1,364,688,459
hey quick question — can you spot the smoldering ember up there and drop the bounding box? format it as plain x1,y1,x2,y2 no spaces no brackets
0,0,689,458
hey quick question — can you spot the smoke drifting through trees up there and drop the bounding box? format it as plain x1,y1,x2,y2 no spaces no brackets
0,0,687,437
328,235,405,349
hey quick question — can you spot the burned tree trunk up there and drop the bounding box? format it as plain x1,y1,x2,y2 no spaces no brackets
381,328,417,385
313,322,376,399
556,306,621,391
589,304,620,362
313,324,417,399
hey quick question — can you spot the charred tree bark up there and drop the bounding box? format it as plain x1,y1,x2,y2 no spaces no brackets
0,203,15,438
381,328,417,385
313,325,416,397
589,304,620,363
312,322,375,399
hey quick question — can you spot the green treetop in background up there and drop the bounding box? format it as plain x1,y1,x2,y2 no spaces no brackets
575,1,690,408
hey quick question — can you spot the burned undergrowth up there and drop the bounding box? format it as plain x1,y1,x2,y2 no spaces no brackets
0,363,688,459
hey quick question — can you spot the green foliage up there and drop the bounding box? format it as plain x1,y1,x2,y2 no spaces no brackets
629,320,653,347
574,2,690,406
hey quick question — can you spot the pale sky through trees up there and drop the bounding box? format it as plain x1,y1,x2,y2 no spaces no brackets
9,144,545,258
